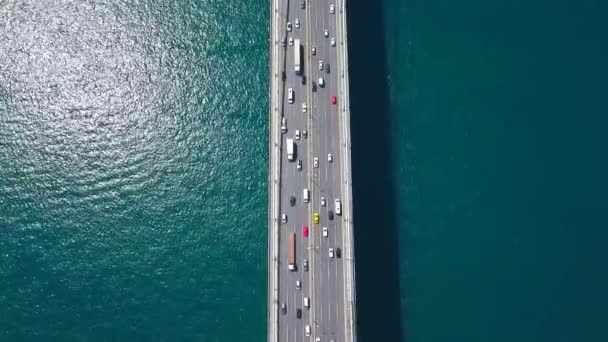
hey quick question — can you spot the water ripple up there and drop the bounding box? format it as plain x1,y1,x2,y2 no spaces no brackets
0,0,268,340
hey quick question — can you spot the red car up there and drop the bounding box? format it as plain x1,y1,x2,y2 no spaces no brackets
331,95,337,104
303,226,309,238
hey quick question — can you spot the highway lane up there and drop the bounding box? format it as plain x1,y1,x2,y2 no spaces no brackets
278,0,313,341
276,0,347,341
308,1,346,341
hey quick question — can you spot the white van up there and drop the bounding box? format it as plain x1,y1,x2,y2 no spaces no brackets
288,88,294,103
305,325,311,336
303,189,310,203
335,199,342,215
304,297,310,309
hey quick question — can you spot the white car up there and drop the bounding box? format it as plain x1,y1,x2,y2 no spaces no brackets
295,18,300,29
296,280,301,290
327,154,333,162
331,37,336,46
313,157,319,168
330,4,335,14
312,47,316,55
289,37,294,46
297,160,302,171
321,197,326,207
323,227,328,238
295,130,300,140
318,77,324,88
281,214,287,223
318,60,323,70
287,22,292,31
324,29,329,37
302,130,308,139
302,103,307,113
329,248,334,258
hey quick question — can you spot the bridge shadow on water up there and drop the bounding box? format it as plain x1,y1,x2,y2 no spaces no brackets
347,0,404,341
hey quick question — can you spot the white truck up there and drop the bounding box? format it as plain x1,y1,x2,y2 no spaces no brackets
287,138,295,161
294,39,301,75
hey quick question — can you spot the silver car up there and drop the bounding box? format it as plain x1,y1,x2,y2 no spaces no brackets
313,157,319,168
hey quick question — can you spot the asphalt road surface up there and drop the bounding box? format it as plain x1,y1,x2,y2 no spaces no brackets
277,1,346,341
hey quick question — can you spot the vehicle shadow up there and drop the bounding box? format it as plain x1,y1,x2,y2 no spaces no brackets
347,0,404,340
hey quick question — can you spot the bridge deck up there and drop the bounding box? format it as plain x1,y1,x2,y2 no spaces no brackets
268,1,356,341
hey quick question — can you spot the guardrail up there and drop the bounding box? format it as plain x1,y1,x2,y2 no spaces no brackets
336,1,358,341
268,0,281,340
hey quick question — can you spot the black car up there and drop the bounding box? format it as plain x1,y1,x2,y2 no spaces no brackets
325,64,330,74
312,82,317,92
281,71,286,81
328,210,334,221
301,75,306,85
296,308,302,319
336,248,342,258
290,196,296,207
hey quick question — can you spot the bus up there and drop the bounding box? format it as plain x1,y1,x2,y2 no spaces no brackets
288,233,296,271
294,39,301,75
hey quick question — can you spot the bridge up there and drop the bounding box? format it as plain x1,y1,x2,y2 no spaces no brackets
268,0,356,341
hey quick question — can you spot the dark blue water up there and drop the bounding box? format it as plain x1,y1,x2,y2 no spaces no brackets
351,0,608,341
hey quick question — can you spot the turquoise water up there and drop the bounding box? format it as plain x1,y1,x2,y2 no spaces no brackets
0,1,268,340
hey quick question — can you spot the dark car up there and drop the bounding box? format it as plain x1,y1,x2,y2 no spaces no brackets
301,75,306,85
312,82,317,92
290,196,296,207
281,71,286,81
300,0,305,9
325,64,330,74
336,248,341,258
328,211,334,221
296,308,302,319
